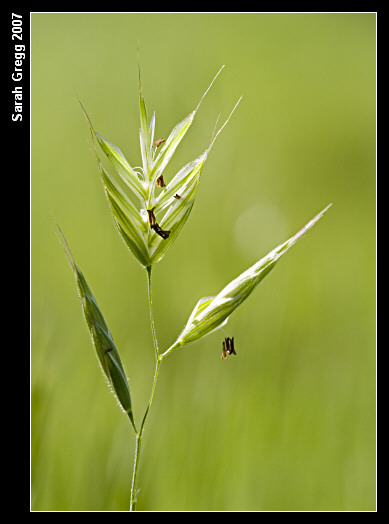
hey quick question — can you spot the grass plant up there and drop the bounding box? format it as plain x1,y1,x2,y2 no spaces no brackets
58,64,331,511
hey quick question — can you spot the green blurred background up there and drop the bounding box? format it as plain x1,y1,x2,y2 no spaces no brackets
31,13,376,511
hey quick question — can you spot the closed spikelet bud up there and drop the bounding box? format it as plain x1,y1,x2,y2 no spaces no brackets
159,205,331,359
56,223,136,430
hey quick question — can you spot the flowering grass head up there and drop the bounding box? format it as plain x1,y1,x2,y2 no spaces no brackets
80,66,241,269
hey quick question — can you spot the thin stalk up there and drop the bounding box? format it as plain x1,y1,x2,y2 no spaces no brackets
130,266,163,511
130,434,141,511
146,265,159,358
129,358,162,511
140,358,162,434
158,340,181,360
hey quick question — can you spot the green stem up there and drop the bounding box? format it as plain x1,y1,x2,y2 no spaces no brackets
130,434,141,511
140,358,162,434
146,265,159,358
129,347,163,511
129,266,163,511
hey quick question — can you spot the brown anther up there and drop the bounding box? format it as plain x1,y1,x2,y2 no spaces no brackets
156,175,166,187
147,208,170,239
147,208,156,227
152,223,170,239
221,337,236,359
174,194,181,199
155,138,165,147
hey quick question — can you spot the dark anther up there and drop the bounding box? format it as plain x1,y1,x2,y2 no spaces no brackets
156,175,166,187
221,340,227,360
147,208,156,227
152,223,170,239
174,193,181,199
155,138,165,147
147,208,170,239
221,337,236,359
